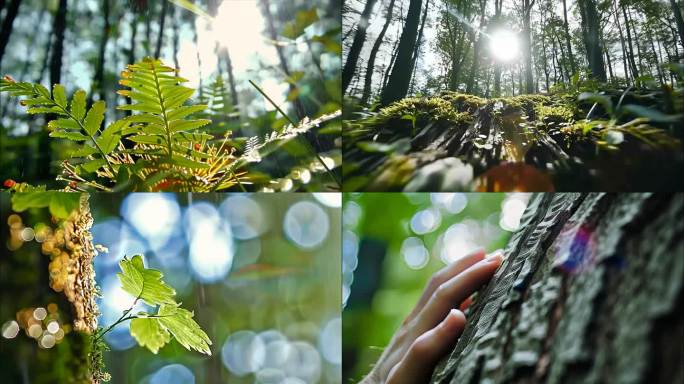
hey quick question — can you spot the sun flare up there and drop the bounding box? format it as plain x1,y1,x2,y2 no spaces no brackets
489,29,520,62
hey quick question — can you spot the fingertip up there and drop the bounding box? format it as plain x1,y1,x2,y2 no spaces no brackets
443,309,466,332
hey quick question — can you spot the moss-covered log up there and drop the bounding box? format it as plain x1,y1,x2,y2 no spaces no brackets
343,90,684,192
430,193,684,384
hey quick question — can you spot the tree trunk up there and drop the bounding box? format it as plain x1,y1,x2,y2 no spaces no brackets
522,0,535,94
670,0,684,50
612,0,630,83
578,0,607,82
261,0,306,119
380,0,423,106
493,0,503,97
154,0,168,59
465,0,487,95
621,2,639,80
342,0,378,94
431,193,684,384
361,0,396,105
38,0,67,182
561,0,576,76
408,0,430,94
222,48,239,107
0,0,22,71
91,0,111,105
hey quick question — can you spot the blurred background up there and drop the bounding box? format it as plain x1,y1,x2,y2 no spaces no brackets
0,192,342,383
0,0,342,189
341,193,531,381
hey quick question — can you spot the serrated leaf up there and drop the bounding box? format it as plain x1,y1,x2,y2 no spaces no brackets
53,84,67,108
166,105,207,120
84,101,106,136
117,255,176,306
70,90,87,121
169,119,211,132
97,120,128,154
130,317,171,354
48,118,80,131
79,158,107,173
49,130,88,141
157,304,212,355
168,155,210,169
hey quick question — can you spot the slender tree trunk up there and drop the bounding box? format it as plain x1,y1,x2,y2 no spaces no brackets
562,0,576,75
466,0,487,95
154,0,168,59
172,6,179,69
91,0,111,105
670,0,684,50
38,0,67,182
431,193,684,384
261,0,306,118
380,0,423,106
382,36,400,91
222,49,239,106
522,0,535,94
361,0,396,105
493,0,503,97
612,0,630,82
342,0,378,94
622,3,639,80
0,0,22,71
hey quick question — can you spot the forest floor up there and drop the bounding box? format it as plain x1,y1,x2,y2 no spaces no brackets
343,83,684,192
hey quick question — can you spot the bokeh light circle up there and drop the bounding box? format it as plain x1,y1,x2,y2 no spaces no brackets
283,201,330,249
221,330,266,376
150,364,195,384
220,195,266,240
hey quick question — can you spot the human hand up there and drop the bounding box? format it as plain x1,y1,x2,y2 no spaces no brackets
361,248,503,384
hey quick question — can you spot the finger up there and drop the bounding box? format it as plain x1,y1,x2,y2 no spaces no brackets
404,248,485,324
459,295,474,312
387,309,467,384
414,252,502,334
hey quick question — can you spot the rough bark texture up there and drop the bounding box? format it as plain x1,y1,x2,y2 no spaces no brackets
430,193,684,384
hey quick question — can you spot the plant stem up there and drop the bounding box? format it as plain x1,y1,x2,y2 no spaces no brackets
248,80,341,188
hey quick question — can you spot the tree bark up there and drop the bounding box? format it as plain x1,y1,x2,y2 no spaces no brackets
154,0,168,59
578,0,607,82
493,0,503,97
670,0,684,50
431,193,684,384
380,0,423,106
621,2,639,80
0,0,22,71
361,0,396,105
466,0,488,95
342,0,378,94
522,0,535,94
561,0,576,75
91,0,111,105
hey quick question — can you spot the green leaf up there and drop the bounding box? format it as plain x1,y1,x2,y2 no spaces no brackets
48,118,81,131
49,130,88,141
11,192,81,220
84,101,106,136
169,119,211,132
621,104,684,123
53,84,67,108
282,8,319,39
578,92,613,116
71,90,87,121
157,304,212,355
97,120,128,154
130,317,171,354
117,255,176,306
79,159,107,173
168,155,210,169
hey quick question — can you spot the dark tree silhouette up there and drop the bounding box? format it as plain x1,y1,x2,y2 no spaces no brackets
361,0,395,105
380,0,423,106
342,0,378,94
0,0,22,70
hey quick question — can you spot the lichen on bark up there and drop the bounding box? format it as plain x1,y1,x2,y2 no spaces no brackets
430,193,684,384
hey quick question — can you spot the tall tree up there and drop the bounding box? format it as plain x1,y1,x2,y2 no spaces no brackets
361,0,396,105
466,0,488,94
0,0,22,71
408,0,430,94
342,0,378,94
154,0,168,59
670,0,684,49
522,0,536,94
380,0,423,106
578,0,607,81
493,0,503,97
561,0,576,75
91,0,111,104
621,1,639,80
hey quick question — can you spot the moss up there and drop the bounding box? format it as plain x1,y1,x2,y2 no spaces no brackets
536,104,576,124
377,97,463,123
440,92,488,112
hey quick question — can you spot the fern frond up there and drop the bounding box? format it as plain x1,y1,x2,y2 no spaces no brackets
117,58,211,168
0,76,125,174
